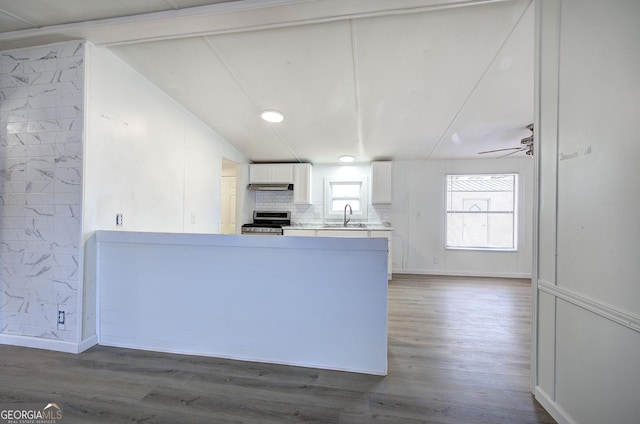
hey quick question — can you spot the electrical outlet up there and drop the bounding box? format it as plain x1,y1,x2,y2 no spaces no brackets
116,213,123,226
57,310,66,330
191,213,196,224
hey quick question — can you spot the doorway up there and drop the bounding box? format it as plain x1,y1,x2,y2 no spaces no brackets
221,158,238,234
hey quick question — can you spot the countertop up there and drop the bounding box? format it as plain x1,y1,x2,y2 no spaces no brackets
283,222,393,231
94,230,387,249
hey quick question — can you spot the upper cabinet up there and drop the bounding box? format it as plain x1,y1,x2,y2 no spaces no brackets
293,163,313,204
248,163,312,203
371,161,392,204
249,164,294,184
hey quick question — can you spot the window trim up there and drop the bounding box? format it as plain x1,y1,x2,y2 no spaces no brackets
445,173,518,252
324,177,368,221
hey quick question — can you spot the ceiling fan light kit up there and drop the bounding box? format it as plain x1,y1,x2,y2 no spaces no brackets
521,135,533,145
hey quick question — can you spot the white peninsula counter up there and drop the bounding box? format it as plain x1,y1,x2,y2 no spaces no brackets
93,231,388,375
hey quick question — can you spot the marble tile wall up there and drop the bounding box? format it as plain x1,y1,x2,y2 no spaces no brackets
0,41,84,343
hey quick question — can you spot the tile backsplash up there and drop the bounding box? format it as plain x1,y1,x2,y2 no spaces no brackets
255,190,391,224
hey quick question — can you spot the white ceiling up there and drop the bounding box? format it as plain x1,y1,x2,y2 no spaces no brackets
0,0,534,163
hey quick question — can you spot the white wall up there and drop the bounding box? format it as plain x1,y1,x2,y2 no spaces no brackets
0,41,85,350
392,158,534,278
81,44,249,344
84,44,248,236
534,1,640,423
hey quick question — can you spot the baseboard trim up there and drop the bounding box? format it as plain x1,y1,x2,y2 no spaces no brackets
99,340,387,376
394,269,531,279
0,334,79,353
535,386,577,424
79,334,98,353
0,334,98,354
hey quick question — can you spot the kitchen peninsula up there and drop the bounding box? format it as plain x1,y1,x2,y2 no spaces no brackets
93,230,388,375
284,223,393,280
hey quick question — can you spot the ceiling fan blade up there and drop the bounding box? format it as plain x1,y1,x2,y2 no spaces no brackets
477,146,525,154
499,148,527,158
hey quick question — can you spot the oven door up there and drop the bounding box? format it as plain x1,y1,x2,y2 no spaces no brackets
241,226,283,235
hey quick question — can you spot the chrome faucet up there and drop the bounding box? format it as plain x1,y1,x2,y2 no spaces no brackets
344,204,352,227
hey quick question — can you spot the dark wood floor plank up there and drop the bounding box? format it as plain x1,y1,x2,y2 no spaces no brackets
0,275,555,423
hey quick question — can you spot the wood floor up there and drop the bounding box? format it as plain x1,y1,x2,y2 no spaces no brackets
0,275,556,424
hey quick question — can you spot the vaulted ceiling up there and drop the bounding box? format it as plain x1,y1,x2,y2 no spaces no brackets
0,0,534,163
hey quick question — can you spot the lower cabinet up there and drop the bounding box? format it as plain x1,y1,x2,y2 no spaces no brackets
283,229,316,237
318,230,369,238
283,229,392,279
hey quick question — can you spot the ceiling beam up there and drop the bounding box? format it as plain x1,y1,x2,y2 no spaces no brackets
0,0,511,50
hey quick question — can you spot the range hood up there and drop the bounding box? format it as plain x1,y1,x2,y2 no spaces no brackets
248,183,293,191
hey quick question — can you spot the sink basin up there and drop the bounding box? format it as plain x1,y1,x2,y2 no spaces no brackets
322,223,367,229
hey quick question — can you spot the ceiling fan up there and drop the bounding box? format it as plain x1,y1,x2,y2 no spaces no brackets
478,124,534,157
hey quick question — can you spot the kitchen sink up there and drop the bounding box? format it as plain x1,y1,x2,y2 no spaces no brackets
322,223,367,229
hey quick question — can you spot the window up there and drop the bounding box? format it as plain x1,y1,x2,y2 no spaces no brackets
324,177,368,220
446,174,517,250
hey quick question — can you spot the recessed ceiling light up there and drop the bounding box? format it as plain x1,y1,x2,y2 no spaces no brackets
261,110,284,123
339,155,355,163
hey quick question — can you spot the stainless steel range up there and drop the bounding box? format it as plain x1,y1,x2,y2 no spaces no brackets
241,211,291,235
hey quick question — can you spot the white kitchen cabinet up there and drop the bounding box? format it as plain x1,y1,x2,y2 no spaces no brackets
283,229,316,237
293,163,312,204
318,230,368,238
249,164,294,183
371,161,392,204
249,164,271,182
